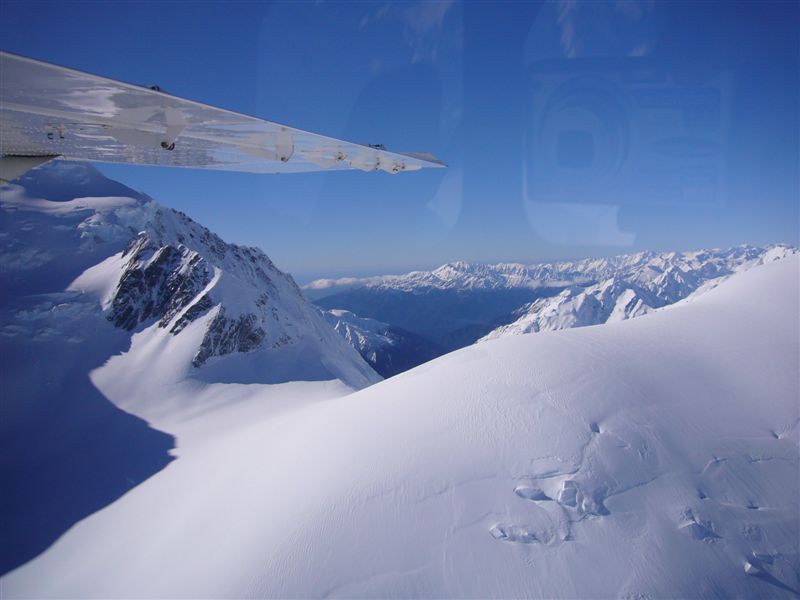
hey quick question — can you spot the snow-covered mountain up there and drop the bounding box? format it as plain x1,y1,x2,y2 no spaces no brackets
480,245,797,341
1,161,378,390
5,250,797,598
0,162,378,575
323,309,441,378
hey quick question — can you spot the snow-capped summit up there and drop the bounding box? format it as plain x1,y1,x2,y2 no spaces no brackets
1,161,380,392
0,161,379,574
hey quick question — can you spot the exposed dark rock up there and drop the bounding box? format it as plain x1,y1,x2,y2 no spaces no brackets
107,235,212,331
193,309,266,367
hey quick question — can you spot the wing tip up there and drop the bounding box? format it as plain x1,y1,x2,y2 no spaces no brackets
400,151,448,168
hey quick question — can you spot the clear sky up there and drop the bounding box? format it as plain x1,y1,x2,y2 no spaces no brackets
2,0,798,281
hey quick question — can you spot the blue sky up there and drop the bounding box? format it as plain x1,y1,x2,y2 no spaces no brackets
2,0,798,281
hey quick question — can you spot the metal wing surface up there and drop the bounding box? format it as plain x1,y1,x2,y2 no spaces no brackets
0,51,446,175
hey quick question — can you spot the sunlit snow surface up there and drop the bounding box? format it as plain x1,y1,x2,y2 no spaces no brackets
3,254,798,597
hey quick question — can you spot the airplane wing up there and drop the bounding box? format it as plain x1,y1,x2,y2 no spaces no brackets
0,51,446,177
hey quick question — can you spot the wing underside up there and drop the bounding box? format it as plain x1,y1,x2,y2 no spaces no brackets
0,51,445,174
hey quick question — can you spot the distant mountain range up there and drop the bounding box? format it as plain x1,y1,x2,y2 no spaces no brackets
308,245,796,296
309,244,797,370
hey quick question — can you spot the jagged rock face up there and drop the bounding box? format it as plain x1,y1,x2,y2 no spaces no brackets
193,309,267,368
109,236,213,331
100,208,320,369
105,223,281,367
170,294,215,335
96,206,377,387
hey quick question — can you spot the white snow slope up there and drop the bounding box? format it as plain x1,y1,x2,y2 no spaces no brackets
4,254,798,598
